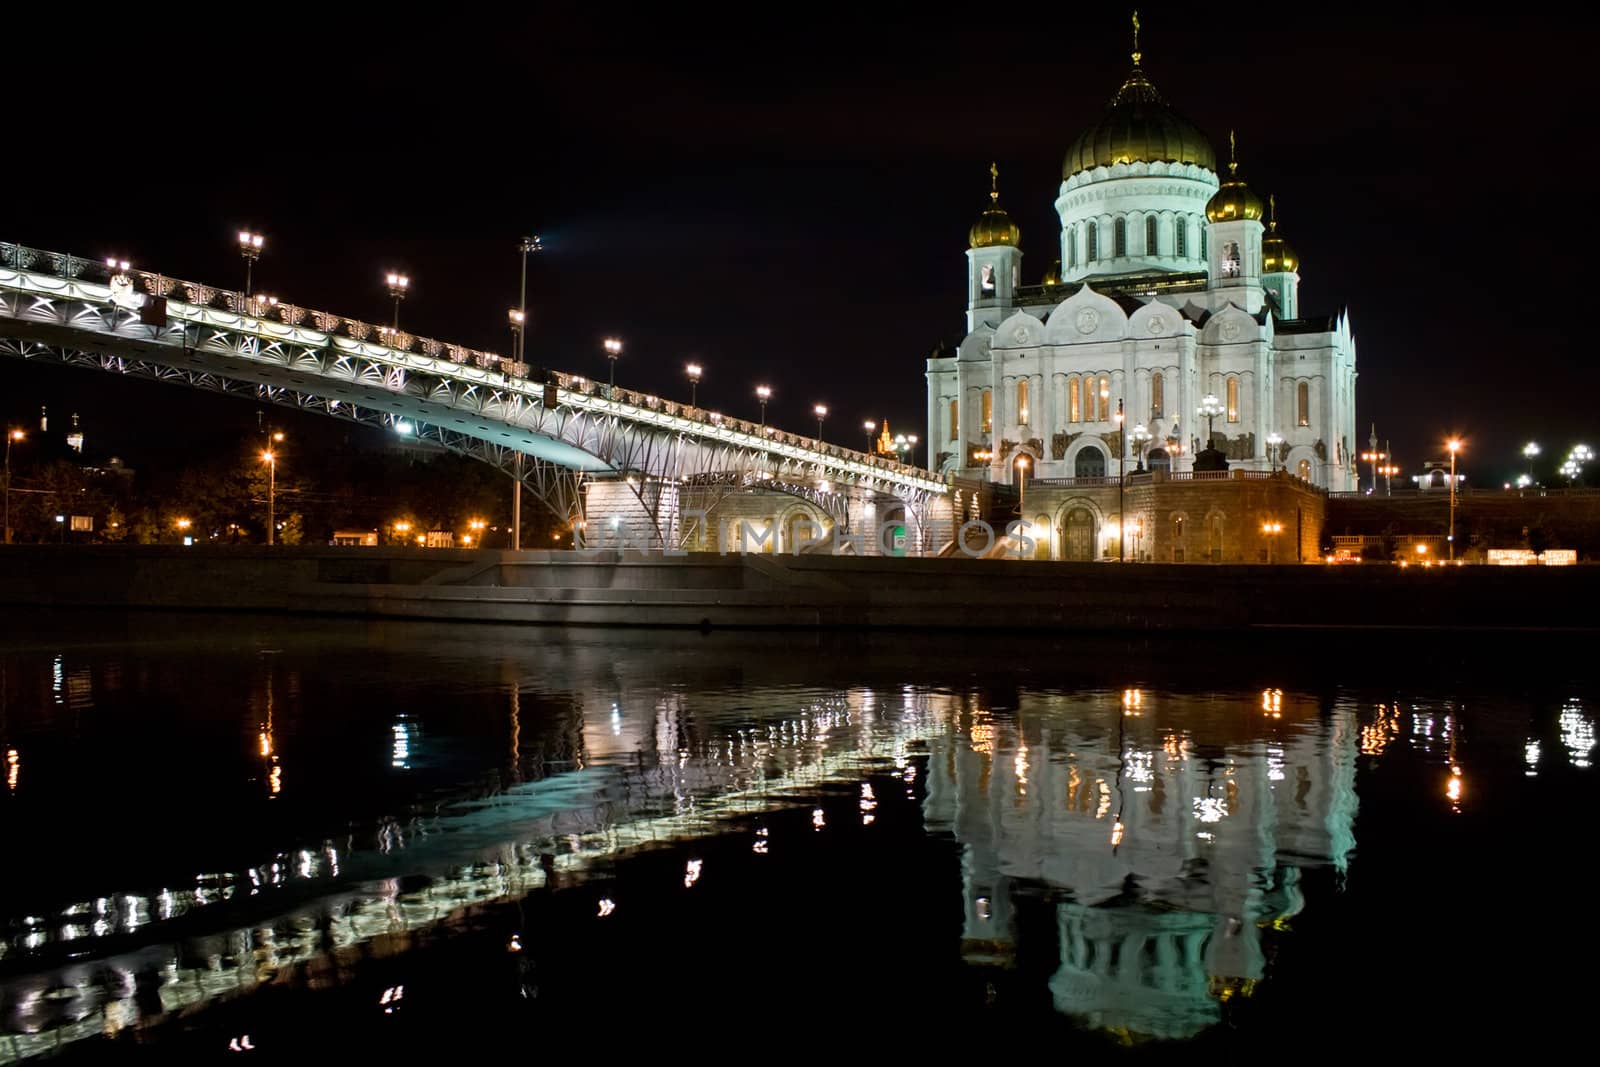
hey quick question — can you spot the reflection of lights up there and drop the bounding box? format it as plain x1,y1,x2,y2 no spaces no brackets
860,782,878,825
1193,797,1229,823
1014,744,1029,790
1446,765,1464,809
269,764,282,796
379,985,405,1013
1525,740,1541,777
1559,701,1594,768
392,721,412,769
597,898,616,917
6,748,17,791
1111,820,1125,847
684,859,703,888
508,934,522,953
1122,688,1143,716
258,729,272,758
976,897,991,921
812,807,826,831
1261,688,1283,718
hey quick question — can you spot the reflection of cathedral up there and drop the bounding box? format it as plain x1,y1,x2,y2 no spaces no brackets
926,18,1358,492
921,692,1359,1040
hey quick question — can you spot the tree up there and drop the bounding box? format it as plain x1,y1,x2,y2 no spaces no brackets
278,511,304,546
101,506,128,543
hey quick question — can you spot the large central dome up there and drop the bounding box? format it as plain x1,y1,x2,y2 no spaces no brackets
1062,65,1216,178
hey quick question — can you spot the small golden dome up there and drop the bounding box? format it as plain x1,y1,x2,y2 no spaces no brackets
1205,131,1263,222
970,161,1021,249
1043,259,1063,286
1261,197,1299,273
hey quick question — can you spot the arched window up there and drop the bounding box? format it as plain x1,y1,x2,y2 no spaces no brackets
1297,381,1310,427
1075,448,1106,479
1017,379,1030,426
1150,372,1164,419
981,389,992,434
1098,376,1110,422
1113,217,1127,257
1067,227,1076,270
1200,227,1207,260
1086,222,1099,262
980,263,995,292
1209,513,1224,561
1069,378,1081,423
949,398,959,441
1145,215,1158,256
1175,217,1187,257
1298,458,1313,483
1226,377,1240,423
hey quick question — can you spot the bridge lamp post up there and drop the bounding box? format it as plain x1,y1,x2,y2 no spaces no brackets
755,385,772,432
1447,437,1462,561
1261,520,1283,565
385,273,409,329
602,337,623,391
813,403,828,440
4,429,23,545
238,231,264,296
1523,441,1540,481
686,363,703,407
1199,393,1224,450
261,448,278,547
864,420,875,456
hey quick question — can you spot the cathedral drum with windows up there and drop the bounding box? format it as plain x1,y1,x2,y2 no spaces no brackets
926,27,1357,500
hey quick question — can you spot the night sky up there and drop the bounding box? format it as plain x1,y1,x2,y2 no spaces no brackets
2,9,1588,485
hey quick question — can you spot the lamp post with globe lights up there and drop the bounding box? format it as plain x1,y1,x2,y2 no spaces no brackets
1524,441,1541,482
238,231,264,297
755,386,772,433
813,404,828,440
4,428,23,545
1261,520,1283,565
602,337,623,391
686,363,702,407
1130,423,1153,472
1267,431,1284,470
384,272,409,329
863,421,876,456
261,442,280,547
1199,393,1225,450
1447,438,1462,561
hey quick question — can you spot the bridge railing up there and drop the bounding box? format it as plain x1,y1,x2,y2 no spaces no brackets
1,241,945,494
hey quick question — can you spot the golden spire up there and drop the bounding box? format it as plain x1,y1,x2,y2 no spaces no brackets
1131,10,1141,66
989,161,999,204
1228,129,1238,176
1269,193,1277,233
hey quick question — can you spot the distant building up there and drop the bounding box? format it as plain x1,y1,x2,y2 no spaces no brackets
331,530,379,547
1411,460,1464,491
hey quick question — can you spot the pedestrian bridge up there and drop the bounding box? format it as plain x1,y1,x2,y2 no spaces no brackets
0,243,948,545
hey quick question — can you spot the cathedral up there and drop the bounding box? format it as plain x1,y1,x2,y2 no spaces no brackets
925,23,1358,494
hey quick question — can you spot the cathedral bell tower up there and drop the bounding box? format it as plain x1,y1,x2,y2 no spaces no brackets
966,162,1022,333
1261,194,1301,319
1205,132,1266,313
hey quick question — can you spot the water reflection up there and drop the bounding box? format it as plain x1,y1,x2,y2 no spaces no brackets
0,618,1594,1058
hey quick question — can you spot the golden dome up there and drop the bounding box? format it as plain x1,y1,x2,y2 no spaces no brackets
1205,131,1264,222
1261,196,1299,273
1043,259,1063,286
969,161,1021,249
1062,64,1216,177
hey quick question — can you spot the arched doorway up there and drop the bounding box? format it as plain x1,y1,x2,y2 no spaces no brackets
1147,447,1170,474
1064,507,1097,561
1298,458,1313,483
1075,447,1106,479
1033,513,1052,559
782,508,825,554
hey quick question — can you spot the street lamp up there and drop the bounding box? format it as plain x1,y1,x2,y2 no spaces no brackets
238,231,264,297
603,337,623,391
813,403,828,440
1266,431,1284,470
1130,423,1152,472
864,420,876,455
908,433,919,467
755,385,772,431
261,446,279,546
1199,393,1224,449
1447,438,1461,561
385,272,410,329
508,308,525,342
1261,520,1283,564
1570,444,1593,485
511,236,542,553
1360,447,1388,495
1523,441,1541,481
1016,454,1030,511
4,428,23,545
1115,398,1126,562
1379,462,1399,496
686,363,703,407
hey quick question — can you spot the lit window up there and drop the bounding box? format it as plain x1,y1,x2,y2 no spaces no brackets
1017,379,1029,426
1145,216,1158,256
1298,458,1312,482
1151,372,1164,419
1226,377,1240,423
981,389,992,434
1176,217,1187,257
981,263,995,292
1087,222,1098,262
1297,381,1310,427
1098,376,1110,422
1069,378,1081,423
949,398,959,441
1114,218,1127,257
1221,240,1241,278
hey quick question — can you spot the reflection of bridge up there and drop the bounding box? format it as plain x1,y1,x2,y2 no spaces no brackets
0,686,943,1062
0,244,948,548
